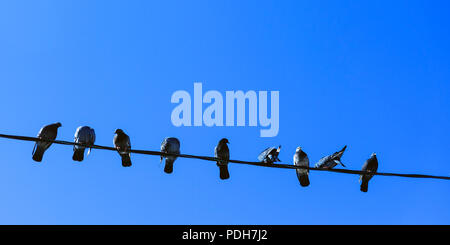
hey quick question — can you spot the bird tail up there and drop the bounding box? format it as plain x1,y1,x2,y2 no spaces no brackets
72,148,85,162
164,159,174,174
219,164,230,180
360,180,369,192
32,144,45,162
299,174,310,187
121,154,132,167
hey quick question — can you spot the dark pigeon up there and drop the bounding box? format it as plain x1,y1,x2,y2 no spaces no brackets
258,145,281,164
32,122,62,162
214,138,230,180
72,126,96,162
293,147,310,187
315,145,347,169
113,129,132,167
360,153,378,192
160,137,180,174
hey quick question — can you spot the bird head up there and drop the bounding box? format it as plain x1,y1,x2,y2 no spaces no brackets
371,152,377,158
219,138,229,144
296,146,302,152
55,122,62,128
115,129,124,134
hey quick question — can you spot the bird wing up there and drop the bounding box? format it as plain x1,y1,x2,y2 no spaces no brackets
37,125,56,150
223,146,229,160
167,138,180,154
161,138,169,153
87,128,96,155
315,155,330,168
113,134,118,147
113,133,130,154
89,128,96,145
360,156,378,181
258,147,273,161
125,135,131,151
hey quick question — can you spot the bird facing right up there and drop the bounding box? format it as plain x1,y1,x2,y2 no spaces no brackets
258,145,282,164
315,145,347,169
32,122,62,162
214,138,230,180
360,153,378,192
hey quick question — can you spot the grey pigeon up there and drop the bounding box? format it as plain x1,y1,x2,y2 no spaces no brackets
360,153,378,192
73,126,96,162
32,122,62,162
113,129,132,167
258,145,281,164
315,145,347,169
293,147,310,187
214,138,230,180
160,137,180,174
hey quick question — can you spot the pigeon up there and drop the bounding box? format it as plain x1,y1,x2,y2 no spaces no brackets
160,137,180,174
315,145,347,169
32,122,62,162
113,129,132,167
293,147,310,187
258,145,281,164
360,153,378,192
214,138,230,180
72,126,96,162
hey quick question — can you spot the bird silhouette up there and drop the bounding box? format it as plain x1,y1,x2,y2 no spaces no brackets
258,145,281,164
215,138,230,180
32,122,62,162
160,137,180,174
294,147,310,187
360,153,378,192
73,126,96,162
315,145,347,169
113,129,132,167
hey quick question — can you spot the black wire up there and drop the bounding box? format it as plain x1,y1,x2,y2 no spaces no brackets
0,133,449,180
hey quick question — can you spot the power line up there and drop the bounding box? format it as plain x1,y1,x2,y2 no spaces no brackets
0,133,449,181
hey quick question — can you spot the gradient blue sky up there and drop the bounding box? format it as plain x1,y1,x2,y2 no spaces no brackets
0,0,449,224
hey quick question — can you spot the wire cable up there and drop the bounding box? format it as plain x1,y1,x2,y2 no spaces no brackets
0,133,449,180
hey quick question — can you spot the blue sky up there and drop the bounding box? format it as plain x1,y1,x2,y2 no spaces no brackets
0,0,449,224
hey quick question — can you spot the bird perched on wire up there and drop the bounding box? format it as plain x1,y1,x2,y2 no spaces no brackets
315,145,347,169
72,126,96,162
160,137,180,174
293,147,310,187
113,129,132,167
360,153,378,192
214,138,230,180
258,146,281,164
32,122,62,162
